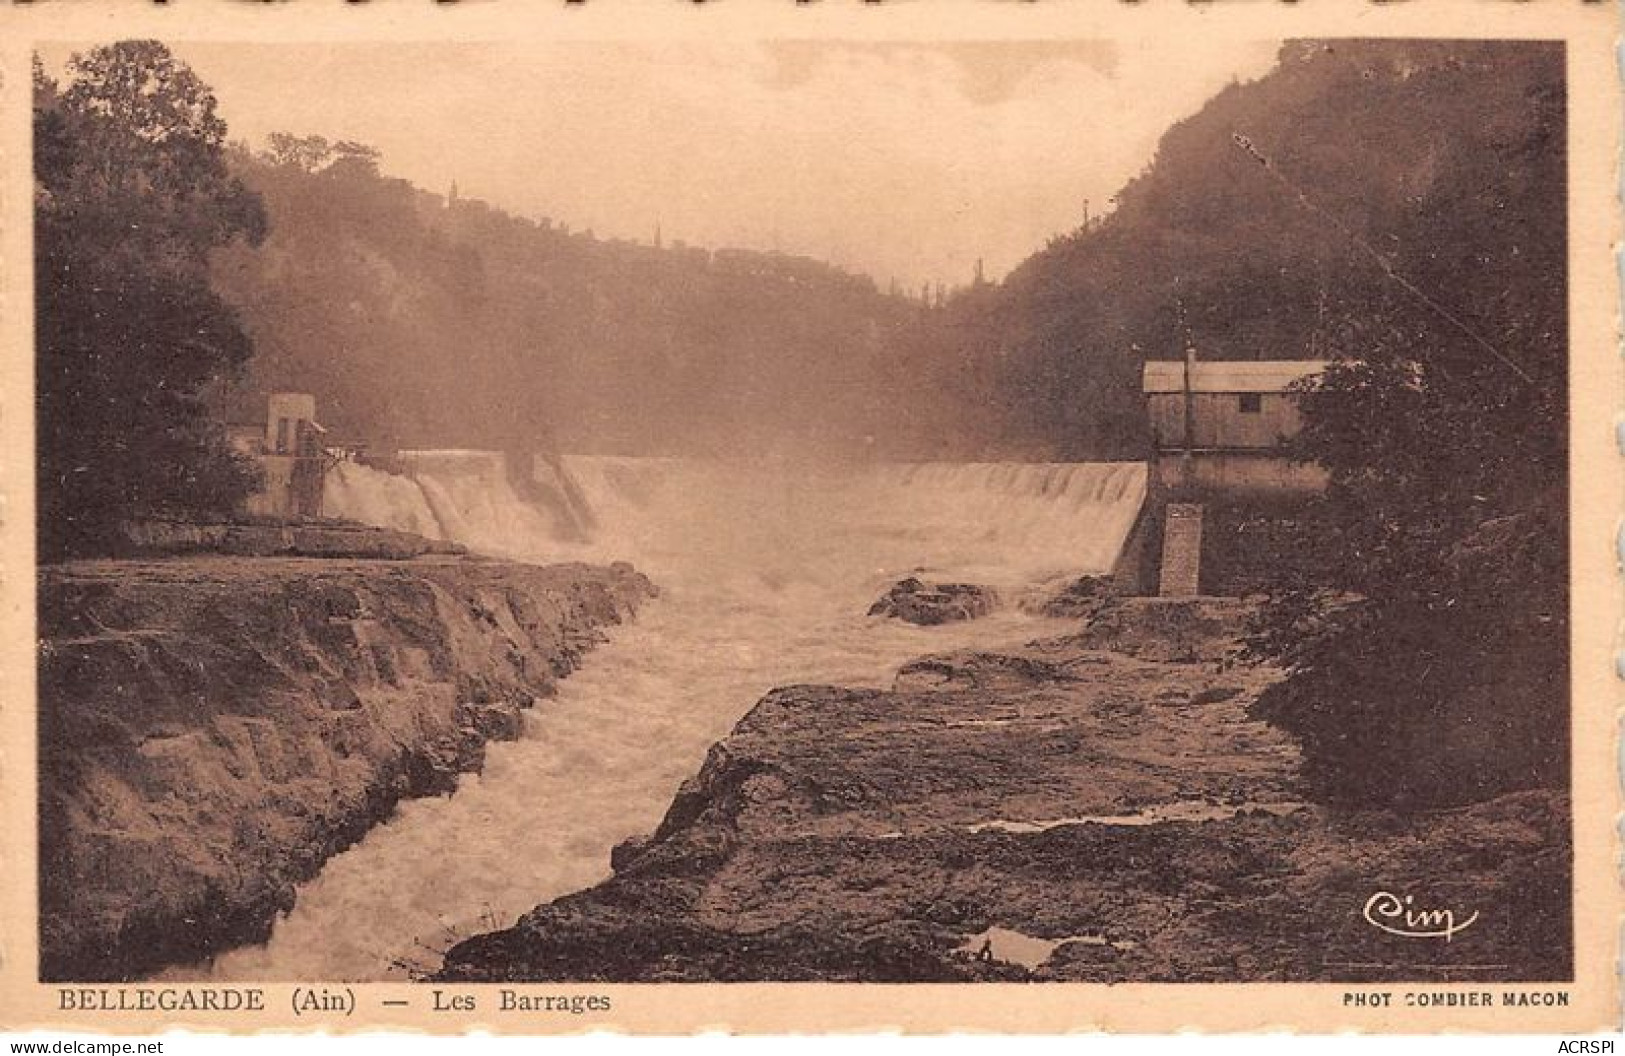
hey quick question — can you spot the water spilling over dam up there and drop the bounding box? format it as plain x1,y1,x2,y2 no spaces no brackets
325,455,1147,590
189,456,1146,980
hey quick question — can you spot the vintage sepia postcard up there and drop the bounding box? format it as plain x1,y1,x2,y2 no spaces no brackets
0,0,1618,1037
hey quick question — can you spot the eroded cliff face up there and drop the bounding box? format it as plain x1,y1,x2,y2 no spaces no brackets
37,555,656,982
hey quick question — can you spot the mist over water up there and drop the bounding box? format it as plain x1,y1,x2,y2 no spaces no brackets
190,455,1145,980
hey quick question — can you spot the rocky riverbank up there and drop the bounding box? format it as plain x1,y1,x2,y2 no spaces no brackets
38,553,656,982
439,596,1570,983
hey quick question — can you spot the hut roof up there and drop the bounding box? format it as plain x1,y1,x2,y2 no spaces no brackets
1142,360,1329,394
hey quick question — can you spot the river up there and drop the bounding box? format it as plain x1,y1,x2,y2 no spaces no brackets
188,455,1145,980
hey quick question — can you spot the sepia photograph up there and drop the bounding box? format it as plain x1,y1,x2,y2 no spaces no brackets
3,2,1619,1039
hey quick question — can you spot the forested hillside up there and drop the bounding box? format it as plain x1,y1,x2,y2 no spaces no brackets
208,40,1562,467
210,139,939,457
905,39,1564,459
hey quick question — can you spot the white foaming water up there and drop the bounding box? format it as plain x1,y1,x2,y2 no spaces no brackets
322,460,446,541
197,455,1145,980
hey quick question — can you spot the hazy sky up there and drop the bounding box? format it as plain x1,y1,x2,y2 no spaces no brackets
49,39,1282,288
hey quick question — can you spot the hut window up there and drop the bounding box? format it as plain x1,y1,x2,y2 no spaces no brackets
1238,393,1263,414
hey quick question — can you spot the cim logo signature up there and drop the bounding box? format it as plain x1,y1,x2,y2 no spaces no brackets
1361,890,1479,942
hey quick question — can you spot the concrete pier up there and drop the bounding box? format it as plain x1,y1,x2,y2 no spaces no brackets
1158,502,1204,596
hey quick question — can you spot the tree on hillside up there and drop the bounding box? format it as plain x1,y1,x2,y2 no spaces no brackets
35,42,268,559
266,132,334,173
1247,306,1568,808
1242,43,1568,807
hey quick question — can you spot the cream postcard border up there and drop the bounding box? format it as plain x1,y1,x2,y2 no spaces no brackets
0,0,1616,1034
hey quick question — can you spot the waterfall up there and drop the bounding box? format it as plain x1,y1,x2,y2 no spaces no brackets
321,460,447,541
324,454,1146,589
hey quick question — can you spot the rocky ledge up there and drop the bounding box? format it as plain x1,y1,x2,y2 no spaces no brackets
38,554,656,982
439,597,1570,984
121,518,469,560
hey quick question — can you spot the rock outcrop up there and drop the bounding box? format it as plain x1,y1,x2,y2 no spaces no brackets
439,597,1570,984
1066,596,1252,664
1021,573,1114,619
38,555,656,981
868,578,997,625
